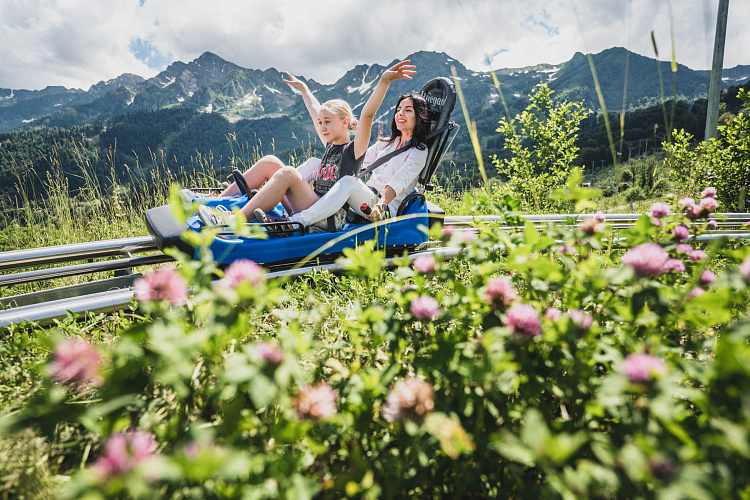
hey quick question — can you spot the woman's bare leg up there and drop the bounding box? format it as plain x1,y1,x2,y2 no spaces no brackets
239,166,320,220
218,155,286,197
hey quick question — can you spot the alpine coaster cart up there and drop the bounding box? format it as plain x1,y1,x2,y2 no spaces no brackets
145,77,458,268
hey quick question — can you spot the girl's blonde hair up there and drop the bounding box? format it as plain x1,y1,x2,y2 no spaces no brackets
320,99,358,132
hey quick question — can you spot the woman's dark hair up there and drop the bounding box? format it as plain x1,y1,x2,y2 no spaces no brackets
382,93,429,150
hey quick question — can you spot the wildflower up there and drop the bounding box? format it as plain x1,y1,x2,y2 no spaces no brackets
383,377,435,423
677,197,695,209
410,296,441,321
699,197,719,212
698,269,716,286
460,229,477,242
557,244,577,256
504,303,542,337
621,243,668,278
649,455,678,481
569,309,593,330
621,353,666,382
740,256,750,281
483,277,517,310
663,259,685,273
134,268,187,306
441,225,456,239
545,307,562,321
675,244,694,255
648,201,670,219
257,341,284,367
684,204,708,220
690,249,708,262
686,287,705,301
93,432,157,477
595,211,606,223
413,254,437,274
701,186,717,198
49,339,103,389
223,259,265,287
672,225,690,241
580,218,604,235
293,383,337,420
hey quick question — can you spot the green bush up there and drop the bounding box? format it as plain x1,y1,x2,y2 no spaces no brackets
664,88,750,211
3,176,750,499
493,83,591,212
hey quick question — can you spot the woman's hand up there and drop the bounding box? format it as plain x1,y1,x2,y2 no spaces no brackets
380,60,416,85
282,72,307,92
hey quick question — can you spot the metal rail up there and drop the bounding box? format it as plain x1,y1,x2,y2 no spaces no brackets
0,236,157,271
0,254,174,287
0,247,462,327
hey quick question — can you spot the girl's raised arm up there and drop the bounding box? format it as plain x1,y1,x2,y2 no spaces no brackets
283,72,326,144
352,60,416,159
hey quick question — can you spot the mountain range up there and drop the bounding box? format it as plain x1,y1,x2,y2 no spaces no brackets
1,48,748,134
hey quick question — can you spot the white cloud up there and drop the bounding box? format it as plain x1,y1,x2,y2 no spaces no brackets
0,0,747,90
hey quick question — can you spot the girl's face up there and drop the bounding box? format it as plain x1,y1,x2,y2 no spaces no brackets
318,109,350,144
394,97,416,135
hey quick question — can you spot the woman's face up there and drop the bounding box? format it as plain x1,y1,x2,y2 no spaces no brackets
394,97,416,135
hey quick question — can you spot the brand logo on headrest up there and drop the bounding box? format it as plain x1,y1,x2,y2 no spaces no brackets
421,92,446,107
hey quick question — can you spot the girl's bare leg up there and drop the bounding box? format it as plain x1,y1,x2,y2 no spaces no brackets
218,155,286,197
239,166,320,220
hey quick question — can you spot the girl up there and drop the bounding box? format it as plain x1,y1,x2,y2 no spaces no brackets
256,92,430,230
197,60,416,226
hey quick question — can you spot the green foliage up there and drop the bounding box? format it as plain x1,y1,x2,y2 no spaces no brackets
2,171,750,498
664,88,750,210
493,83,592,212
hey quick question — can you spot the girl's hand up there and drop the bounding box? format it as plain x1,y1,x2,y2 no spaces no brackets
367,203,387,222
380,60,416,85
282,72,307,91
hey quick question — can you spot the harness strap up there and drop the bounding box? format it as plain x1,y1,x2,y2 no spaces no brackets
354,124,451,180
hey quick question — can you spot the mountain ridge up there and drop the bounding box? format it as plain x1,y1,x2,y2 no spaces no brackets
0,48,748,133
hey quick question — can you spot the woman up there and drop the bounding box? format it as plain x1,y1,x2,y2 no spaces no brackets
197,60,417,226
257,92,430,230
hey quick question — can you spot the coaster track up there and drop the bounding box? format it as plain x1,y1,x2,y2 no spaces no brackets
2,213,749,327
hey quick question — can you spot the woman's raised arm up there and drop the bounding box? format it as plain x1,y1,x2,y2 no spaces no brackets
283,72,326,144
352,60,416,159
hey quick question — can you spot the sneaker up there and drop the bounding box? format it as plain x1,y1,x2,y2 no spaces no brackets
309,207,347,233
253,208,294,235
180,188,201,204
198,205,235,226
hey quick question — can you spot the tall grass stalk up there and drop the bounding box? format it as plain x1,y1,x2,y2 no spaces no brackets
451,66,488,191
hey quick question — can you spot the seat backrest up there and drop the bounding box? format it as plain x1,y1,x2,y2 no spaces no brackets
418,77,458,190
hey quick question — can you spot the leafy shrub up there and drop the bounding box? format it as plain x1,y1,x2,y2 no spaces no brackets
664,88,750,211
493,83,591,212
2,177,750,498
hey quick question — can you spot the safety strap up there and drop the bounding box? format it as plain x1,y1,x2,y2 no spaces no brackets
355,123,452,180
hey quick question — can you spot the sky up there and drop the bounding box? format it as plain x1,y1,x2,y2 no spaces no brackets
0,0,747,91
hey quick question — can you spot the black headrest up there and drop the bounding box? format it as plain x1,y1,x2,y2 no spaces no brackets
419,77,456,140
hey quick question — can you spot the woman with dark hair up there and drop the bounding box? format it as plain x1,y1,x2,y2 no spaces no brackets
258,92,430,229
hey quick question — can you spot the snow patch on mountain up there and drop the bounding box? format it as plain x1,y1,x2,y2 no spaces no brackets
159,76,176,88
347,67,376,95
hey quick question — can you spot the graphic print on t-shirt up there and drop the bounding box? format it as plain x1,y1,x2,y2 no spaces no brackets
313,144,345,197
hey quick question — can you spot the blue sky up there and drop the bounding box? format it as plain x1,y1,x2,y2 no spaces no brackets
0,0,747,90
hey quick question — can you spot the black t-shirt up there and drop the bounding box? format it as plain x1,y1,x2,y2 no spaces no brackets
313,141,363,197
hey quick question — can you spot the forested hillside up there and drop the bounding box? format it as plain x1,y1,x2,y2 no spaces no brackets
1,79,748,209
